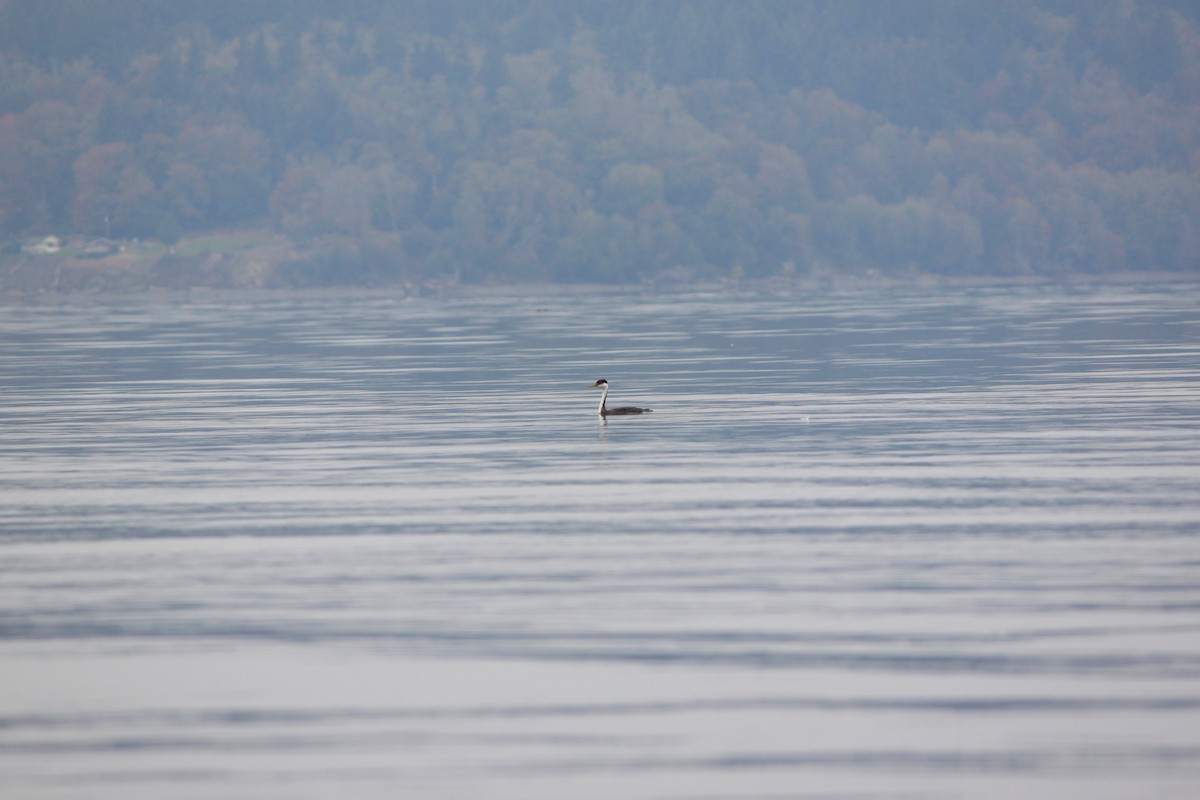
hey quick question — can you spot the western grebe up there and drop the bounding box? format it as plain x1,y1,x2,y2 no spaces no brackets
589,379,652,417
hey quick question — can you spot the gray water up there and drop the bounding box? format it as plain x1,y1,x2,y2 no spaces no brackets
2,284,1199,799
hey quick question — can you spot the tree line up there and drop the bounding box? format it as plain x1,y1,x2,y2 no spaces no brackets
1,0,1197,284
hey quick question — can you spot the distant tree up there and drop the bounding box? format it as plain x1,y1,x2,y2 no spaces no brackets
269,157,326,238
10,100,91,232
170,118,271,225
318,164,374,235
0,114,28,233
71,142,157,236
1109,167,1199,271
754,144,814,211
696,186,756,269
159,162,208,227
2,0,1199,283
663,159,716,209
599,162,664,217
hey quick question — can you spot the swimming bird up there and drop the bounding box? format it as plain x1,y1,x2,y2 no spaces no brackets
590,379,652,417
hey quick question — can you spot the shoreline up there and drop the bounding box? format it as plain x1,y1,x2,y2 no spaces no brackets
3,227,1196,306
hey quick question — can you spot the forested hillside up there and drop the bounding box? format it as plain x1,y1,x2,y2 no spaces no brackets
1,0,1197,286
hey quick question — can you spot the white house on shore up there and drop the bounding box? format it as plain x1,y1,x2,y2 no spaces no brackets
21,235,62,255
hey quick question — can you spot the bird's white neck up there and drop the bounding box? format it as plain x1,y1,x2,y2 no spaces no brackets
596,384,608,416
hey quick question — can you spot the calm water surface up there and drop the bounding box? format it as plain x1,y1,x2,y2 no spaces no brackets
2,284,1199,799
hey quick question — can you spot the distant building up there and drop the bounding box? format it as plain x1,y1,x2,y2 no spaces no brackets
22,235,62,254
80,238,119,258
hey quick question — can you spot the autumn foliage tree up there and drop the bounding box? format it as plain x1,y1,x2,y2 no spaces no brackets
71,143,156,237
0,0,1197,283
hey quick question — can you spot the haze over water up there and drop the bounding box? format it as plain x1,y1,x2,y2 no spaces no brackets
2,283,1199,799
